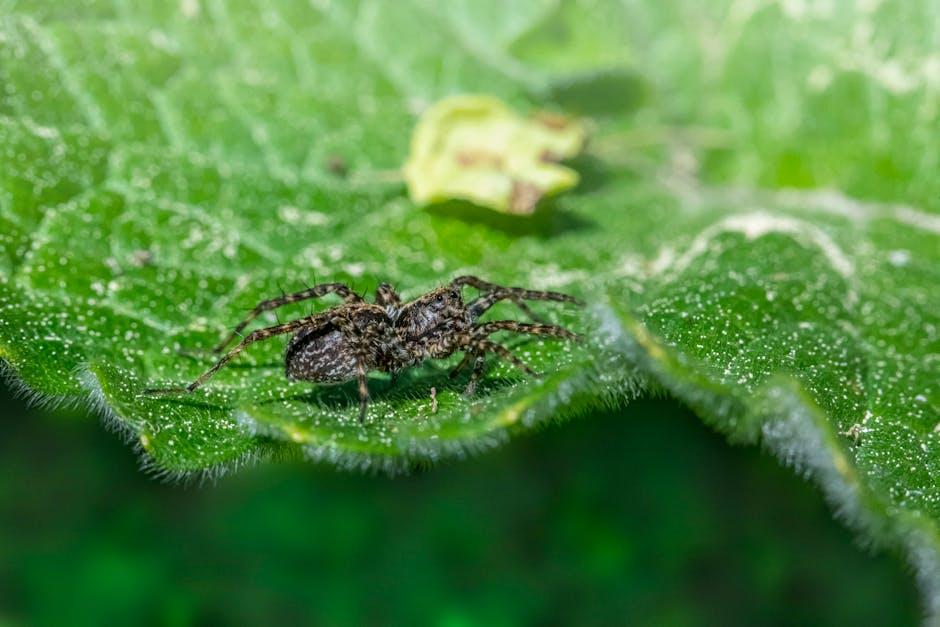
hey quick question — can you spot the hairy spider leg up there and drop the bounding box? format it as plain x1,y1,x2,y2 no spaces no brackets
477,340,537,375
375,282,402,308
468,291,544,322
326,312,384,423
448,352,474,379
449,275,512,291
463,352,487,396
450,321,578,392
356,357,370,422
466,288,583,321
471,320,581,342
451,275,582,321
456,320,580,394
451,275,583,304
460,339,537,396
214,282,362,353
146,316,327,396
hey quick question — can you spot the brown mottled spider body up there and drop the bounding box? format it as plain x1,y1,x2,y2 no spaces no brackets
284,303,389,383
147,276,581,421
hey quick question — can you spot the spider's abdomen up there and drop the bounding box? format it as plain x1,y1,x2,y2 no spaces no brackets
285,326,360,383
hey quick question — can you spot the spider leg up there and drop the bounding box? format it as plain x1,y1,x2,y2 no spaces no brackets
356,357,370,423
374,282,402,307
325,312,376,423
451,275,582,304
451,276,582,320
472,320,580,342
146,316,324,396
465,291,547,321
214,282,363,353
449,275,510,292
477,339,537,377
448,352,473,379
463,352,487,396
462,339,536,396
458,321,578,395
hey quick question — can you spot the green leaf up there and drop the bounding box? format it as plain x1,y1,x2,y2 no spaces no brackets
1,0,939,615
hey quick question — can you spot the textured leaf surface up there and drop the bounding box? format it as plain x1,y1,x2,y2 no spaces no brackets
1,0,939,611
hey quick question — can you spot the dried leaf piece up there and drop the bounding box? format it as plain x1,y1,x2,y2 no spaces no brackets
403,95,586,214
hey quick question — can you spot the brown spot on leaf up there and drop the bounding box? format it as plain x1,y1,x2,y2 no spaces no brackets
509,180,543,214
533,112,571,130
131,249,154,267
326,155,348,177
455,149,505,169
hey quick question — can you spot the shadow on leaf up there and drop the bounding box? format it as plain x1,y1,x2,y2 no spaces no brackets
426,198,594,238
258,364,521,411
539,68,648,117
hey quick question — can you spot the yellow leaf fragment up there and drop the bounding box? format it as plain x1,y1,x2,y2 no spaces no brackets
403,95,586,215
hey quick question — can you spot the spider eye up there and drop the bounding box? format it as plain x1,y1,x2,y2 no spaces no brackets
434,294,444,303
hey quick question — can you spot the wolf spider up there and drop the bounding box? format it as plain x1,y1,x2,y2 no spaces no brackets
146,276,581,421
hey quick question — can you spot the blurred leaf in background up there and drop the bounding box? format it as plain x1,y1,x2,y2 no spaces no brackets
0,386,920,625
403,94,587,213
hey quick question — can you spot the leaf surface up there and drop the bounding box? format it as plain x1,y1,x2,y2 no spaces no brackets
1,0,939,611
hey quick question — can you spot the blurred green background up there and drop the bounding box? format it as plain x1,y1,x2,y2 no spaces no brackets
0,383,918,626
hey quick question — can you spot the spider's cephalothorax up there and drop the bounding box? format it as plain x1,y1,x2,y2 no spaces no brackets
146,276,581,421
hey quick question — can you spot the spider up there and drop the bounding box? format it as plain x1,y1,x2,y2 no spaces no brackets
146,276,581,422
